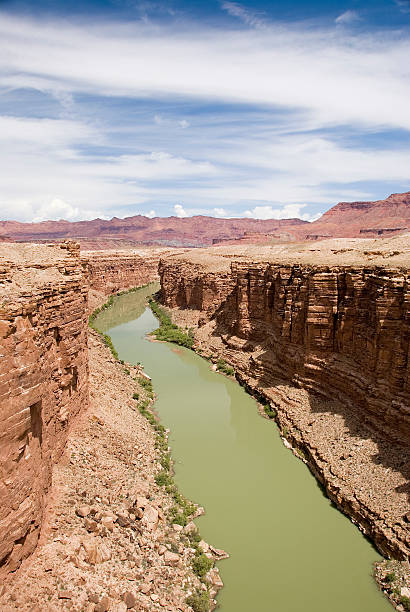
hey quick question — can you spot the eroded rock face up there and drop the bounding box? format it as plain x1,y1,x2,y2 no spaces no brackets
0,241,89,575
82,249,172,294
160,259,409,441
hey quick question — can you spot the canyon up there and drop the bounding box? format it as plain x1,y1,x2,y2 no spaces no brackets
158,235,410,564
0,233,409,610
1,191,409,248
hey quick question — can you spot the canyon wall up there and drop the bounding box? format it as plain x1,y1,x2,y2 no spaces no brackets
159,245,410,559
159,260,409,441
0,242,89,575
83,248,180,295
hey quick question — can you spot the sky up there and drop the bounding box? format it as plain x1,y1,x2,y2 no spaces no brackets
0,0,410,223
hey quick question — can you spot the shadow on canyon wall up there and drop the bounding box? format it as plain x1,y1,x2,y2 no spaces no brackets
209,284,410,511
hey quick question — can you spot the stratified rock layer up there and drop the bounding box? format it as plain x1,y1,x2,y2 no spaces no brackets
83,248,177,294
159,241,410,560
0,242,89,575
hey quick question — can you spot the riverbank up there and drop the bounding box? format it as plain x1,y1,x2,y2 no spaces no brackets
0,288,221,612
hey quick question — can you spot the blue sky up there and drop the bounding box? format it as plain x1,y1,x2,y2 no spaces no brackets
0,0,409,222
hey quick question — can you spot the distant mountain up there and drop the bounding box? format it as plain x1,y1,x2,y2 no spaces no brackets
0,192,409,248
304,191,410,239
0,215,308,248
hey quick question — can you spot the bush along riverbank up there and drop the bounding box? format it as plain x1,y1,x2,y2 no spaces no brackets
148,297,195,348
90,288,227,611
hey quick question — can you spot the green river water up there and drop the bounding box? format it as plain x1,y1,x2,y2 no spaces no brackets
95,285,391,612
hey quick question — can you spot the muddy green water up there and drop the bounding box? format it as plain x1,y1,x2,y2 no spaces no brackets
96,285,390,612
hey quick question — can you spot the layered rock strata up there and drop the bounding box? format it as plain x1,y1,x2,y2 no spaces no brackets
158,241,410,561
82,248,178,295
0,242,89,575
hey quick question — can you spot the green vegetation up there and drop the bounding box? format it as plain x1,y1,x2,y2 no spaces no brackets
138,376,153,391
155,470,173,487
216,358,235,377
135,387,197,530
401,596,410,611
263,404,276,419
192,551,213,578
296,448,306,460
148,298,194,348
186,589,210,612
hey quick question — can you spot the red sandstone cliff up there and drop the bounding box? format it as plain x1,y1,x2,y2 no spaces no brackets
0,242,89,575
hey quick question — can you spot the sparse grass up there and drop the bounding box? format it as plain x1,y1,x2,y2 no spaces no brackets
216,358,234,377
296,448,306,460
263,404,276,419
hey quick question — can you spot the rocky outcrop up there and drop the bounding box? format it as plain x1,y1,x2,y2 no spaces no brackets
159,246,410,561
0,242,89,575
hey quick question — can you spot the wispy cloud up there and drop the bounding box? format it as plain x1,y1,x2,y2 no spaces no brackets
221,2,266,29
395,0,410,13
335,10,360,25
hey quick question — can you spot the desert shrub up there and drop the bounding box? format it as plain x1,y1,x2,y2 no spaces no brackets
264,404,276,419
192,552,213,578
186,590,210,612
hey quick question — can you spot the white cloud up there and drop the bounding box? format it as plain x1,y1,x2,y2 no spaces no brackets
174,203,188,217
335,10,360,25
146,209,156,218
244,203,319,221
178,119,190,128
213,207,227,217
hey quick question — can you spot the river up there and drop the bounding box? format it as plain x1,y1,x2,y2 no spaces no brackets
95,284,390,612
